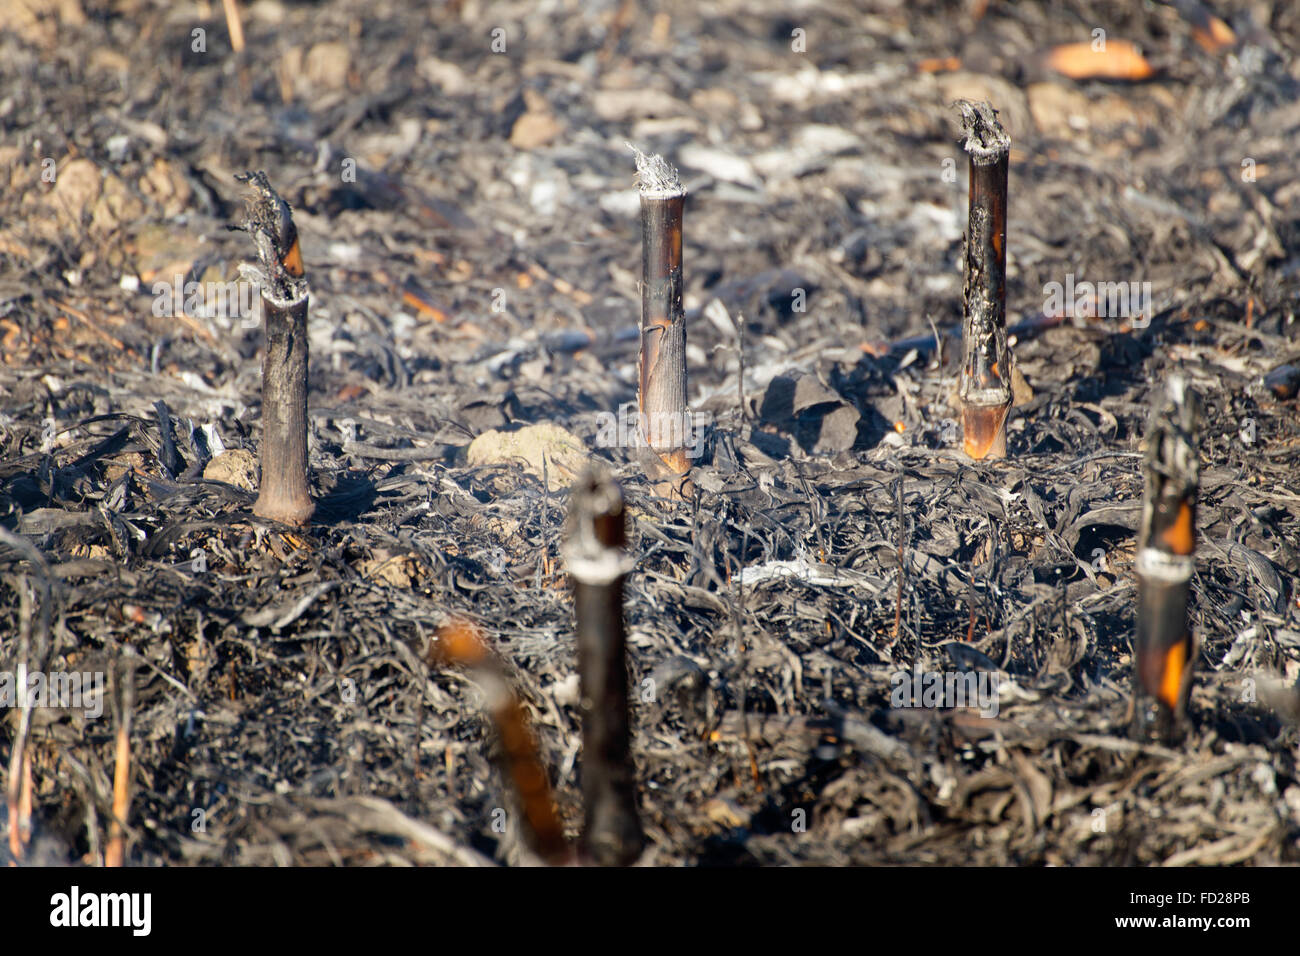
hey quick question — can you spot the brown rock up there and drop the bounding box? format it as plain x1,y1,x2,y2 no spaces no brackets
91,173,145,233
690,88,738,115
510,112,564,150
9,0,85,47
130,222,205,283
593,89,689,122
467,423,588,491
45,158,100,228
306,41,351,91
139,159,192,218
89,47,130,74
203,448,259,492
1027,82,1145,142
0,147,31,191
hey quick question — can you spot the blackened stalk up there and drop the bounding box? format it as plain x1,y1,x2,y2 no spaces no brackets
955,101,1014,460
232,170,315,527
564,469,644,866
435,620,571,864
1133,375,1201,742
153,400,184,478
630,145,692,498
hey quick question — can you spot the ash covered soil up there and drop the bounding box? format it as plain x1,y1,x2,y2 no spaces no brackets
1,0,1300,866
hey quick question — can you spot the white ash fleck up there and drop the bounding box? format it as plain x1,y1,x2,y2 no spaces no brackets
953,99,1010,165
627,142,685,198
237,263,308,310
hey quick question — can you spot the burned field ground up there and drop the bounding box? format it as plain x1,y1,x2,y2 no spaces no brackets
2,0,1300,867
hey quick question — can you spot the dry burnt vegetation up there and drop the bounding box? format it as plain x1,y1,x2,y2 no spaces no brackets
1,0,1300,866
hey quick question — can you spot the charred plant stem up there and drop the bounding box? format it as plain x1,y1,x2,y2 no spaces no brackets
1133,376,1201,742
5,567,39,863
630,145,692,497
893,474,904,646
257,294,312,525
233,171,314,527
154,400,183,478
105,658,134,867
435,620,571,864
565,469,644,866
6,744,28,862
955,101,1013,460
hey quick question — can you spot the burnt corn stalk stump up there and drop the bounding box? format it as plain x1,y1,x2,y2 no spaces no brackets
1133,375,1202,742
564,469,644,866
104,659,135,867
630,145,693,498
435,620,571,865
955,101,1014,460
232,171,315,527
